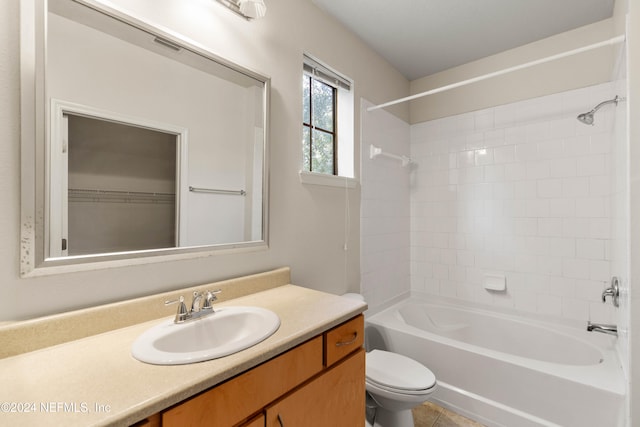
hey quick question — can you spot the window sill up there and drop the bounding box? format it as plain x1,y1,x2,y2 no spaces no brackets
299,171,357,189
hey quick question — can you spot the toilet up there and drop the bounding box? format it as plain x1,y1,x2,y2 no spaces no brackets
366,349,437,427
343,294,437,427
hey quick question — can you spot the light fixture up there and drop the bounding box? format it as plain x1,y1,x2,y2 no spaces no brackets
216,0,266,20
239,0,266,19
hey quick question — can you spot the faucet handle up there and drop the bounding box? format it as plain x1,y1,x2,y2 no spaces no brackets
202,289,222,310
165,295,188,323
601,276,620,307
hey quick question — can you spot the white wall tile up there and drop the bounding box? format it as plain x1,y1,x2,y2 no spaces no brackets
547,237,576,257
515,143,539,162
404,83,617,324
549,199,576,217
562,298,589,321
589,260,611,282
575,197,607,218
563,136,590,157
537,218,562,236
525,161,551,180
475,110,494,131
562,177,590,198
589,133,612,155
564,258,594,280
577,155,607,176
537,294,562,316
550,157,577,178
537,179,563,198
548,276,575,297
538,139,564,159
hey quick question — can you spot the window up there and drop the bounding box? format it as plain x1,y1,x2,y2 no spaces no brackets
302,55,353,178
302,75,336,174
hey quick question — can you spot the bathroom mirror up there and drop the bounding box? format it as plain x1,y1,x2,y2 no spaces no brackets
20,0,270,275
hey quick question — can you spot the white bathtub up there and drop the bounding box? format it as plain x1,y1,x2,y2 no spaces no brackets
365,298,626,427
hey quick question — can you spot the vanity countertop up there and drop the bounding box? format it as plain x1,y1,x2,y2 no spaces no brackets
0,284,366,426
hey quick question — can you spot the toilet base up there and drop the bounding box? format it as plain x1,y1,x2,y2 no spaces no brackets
372,407,415,427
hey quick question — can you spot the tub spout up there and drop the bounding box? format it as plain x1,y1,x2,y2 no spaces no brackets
587,321,617,337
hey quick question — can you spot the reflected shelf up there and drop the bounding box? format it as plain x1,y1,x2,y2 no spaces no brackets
68,188,175,204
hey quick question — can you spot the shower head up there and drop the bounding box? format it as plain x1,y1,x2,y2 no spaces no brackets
577,111,594,125
576,95,623,125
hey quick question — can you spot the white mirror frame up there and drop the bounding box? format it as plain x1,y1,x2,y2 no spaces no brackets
20,0,270,277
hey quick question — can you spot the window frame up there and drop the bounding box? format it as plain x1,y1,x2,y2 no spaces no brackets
302,73,338,175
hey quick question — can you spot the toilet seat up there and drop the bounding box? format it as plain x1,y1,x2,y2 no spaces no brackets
366,350,436,394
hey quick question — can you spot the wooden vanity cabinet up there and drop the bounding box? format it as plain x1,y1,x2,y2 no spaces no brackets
157,315,364,427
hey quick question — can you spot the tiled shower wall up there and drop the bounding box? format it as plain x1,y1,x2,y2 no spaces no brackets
361,99,411,311
410,83,619,324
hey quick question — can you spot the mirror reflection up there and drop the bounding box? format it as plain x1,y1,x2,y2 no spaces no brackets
62,113,178,256
22,0,269,274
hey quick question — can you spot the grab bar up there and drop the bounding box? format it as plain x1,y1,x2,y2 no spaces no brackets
189,186,246,196
369,145,412,167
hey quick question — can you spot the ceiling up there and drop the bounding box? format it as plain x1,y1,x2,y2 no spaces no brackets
312,0,615,80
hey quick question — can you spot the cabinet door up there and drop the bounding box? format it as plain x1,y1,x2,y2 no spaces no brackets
163,337,323,427
265,349,365,427
129,413,161,427
241,414,265,427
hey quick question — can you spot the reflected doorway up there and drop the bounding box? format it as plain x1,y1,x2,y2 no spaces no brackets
48,100,188,257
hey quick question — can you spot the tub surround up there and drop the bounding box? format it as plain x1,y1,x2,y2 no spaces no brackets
409,82,618,324
0,269,367,426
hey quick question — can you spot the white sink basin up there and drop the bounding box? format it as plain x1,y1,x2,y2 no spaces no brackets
131,306,280,365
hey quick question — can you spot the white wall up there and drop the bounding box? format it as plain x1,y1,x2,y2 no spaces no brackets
410,18,618,124
360,99,411,311
627,0,640,424
611,70,629,426
410,83,618,325
0,0,409,320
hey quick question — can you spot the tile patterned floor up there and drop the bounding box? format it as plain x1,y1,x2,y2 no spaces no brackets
413,402,486,427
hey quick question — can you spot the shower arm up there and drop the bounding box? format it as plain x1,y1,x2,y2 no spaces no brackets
588,96,622,115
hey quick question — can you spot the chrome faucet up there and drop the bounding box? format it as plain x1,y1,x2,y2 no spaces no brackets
191,291,204,313
587,321,618,337
165,290,221,323
601,277,620,307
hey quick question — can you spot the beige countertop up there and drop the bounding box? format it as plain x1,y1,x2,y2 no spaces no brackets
0,284,366,426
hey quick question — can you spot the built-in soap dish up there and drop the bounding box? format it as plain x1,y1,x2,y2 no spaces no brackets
483,274,506,292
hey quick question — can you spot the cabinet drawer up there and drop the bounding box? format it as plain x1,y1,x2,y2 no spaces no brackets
162,336,323,427
324,315,364,367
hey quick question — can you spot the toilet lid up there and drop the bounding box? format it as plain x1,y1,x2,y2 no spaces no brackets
366,350,436,391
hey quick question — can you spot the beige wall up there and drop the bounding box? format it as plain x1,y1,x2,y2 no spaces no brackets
409,18,620,124
0,0,408,320
628,0,640,423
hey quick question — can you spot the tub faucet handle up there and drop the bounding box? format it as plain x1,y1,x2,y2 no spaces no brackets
601,277,620,307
